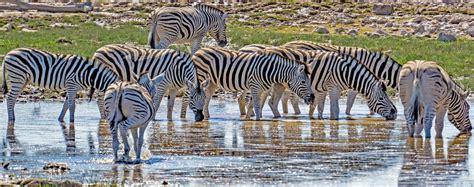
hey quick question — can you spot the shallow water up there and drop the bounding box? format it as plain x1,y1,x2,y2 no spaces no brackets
0,97,473,186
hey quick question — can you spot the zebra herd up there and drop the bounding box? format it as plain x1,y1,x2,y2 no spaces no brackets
1,3,472,163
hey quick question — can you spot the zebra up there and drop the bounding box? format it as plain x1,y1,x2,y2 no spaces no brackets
283,40,402,116
1,48,118,123
399,60,471,138
104,73,157,163
240,45,397,120
148,3,228,54
191,47,314,120
92,44,206,121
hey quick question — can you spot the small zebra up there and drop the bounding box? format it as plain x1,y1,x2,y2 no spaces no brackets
2,48,118,123
105,73,157,163
240,45,397,120
93,44,206,121
399,60,471,138
148,3,228,54
192,47,314,120
283,40,402,116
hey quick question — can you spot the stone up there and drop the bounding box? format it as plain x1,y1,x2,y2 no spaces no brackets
413,25,425,35
365,32,382,38
400,30,411,37
43,162,70,173
466,27,474,37
56,37,73,45
411,17,425,24
341,19,355,25
21,28,38,33
2,23,14,31
437,32,456,42
335,27,345,34
449,17,463,24
348,29,359,37
373,4,394,16
313,26,329,34
384,22,394,27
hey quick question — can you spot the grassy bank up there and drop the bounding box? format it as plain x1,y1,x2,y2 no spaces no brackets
0,23,473,88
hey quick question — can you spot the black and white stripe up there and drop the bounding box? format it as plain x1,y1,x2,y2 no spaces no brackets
1,48,118,123
192,47,314,120
399,60,471,138
93,44,206,121
283,40,402,115
104,73,157,163
148,4,228,54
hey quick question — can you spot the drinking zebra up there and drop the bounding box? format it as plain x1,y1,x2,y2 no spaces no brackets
2,48,118,123
399,60,471,138
240,45,397,120
93,44,206,121
105,73,157,163
283,41,402,116
191,47,314,120
148,4,228,54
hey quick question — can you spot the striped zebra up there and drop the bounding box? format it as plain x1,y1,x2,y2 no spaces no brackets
283,41,402,116
93,44,206,121
240,45,397,120
105,73,157,163
1,48,118,123
148,4,228,54
399,60,471,138
192,47,314,120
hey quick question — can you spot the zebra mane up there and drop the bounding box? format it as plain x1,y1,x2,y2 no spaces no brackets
258,48,312,75
193,3,225,15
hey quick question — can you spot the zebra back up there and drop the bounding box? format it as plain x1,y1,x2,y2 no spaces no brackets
283,40,402,89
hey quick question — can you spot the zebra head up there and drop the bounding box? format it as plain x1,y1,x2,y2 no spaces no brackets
186,80,209,121
367,81,397,120
287,64,314,105
136,72,158,102
448,90,472,133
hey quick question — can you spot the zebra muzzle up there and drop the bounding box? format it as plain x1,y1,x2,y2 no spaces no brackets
195,110,204,121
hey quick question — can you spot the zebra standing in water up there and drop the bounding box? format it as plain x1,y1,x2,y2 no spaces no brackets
148,4,228,54
192,47,314,120
105,73,157,163
93,44,206,121
240,45,397,120
399,60,471,138
283,41,402,116
2,48,118,124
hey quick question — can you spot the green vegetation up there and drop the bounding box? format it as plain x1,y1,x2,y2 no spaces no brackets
0,23,473,89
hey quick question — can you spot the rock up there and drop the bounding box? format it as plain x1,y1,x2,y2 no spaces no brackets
56,37,73,45
21,28,38,33
348,29,359,37
437,32,456,42
365,32,382,38
411,17,425,24
467,27,474,37
313,26,329,34
384,22,394,27
413,25,426,35
297,8,310,16
449,17,463,24
373,4,394,15
341,19,354,25
335,27,345,34
43,162,70,173
2,23,14,31
50,23,78,28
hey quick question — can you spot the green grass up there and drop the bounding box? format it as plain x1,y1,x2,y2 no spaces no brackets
1,23,473,89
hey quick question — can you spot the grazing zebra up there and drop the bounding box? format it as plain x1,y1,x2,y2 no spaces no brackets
240,45,397,120
192,47,314,120
1,48,118,123
105,73,157,163
399,60,471,138
283,40,402,116
148,3,228,54
93,44,206,121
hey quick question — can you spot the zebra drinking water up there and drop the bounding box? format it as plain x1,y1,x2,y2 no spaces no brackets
399,60,471,138
2,48,118,124
148,4,228,54
93,44,206,121
104,73,158,163
191,47,314,120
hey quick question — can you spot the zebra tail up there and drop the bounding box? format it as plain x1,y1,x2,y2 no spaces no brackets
88,88,95,102
409,70,422,123
110,87,124,133
1,62,7,95
148,22,158,49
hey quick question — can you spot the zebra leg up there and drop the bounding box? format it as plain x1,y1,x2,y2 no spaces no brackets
131,128,139,160
281,92,289,114
167,89,178,121
345,90,357,115
237,92,247,116
245,96,254,119
135,125,147,163
58,98,68,122
190,36,204,54
415,107,424,137
434,106,446,139
422,105,436,138
66,90,78,123
203,82,217,119
111,127,119,162
309,92,327,119
180,90,189,119
328,88,341,120
405,102,417,138
96,91,106,120
289,92,301,115
269,84,285,118
250,88,264,120
119,124,131,163
6,81,27,123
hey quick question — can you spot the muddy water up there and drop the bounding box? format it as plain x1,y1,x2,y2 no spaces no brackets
0,98,473,186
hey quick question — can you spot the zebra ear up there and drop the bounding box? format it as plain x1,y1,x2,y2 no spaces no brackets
186,80,196,89
138,73,152,86
222,13,228,19
151,74,164,86
298,65,305,73
462,91,469,100
201,80,210,89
